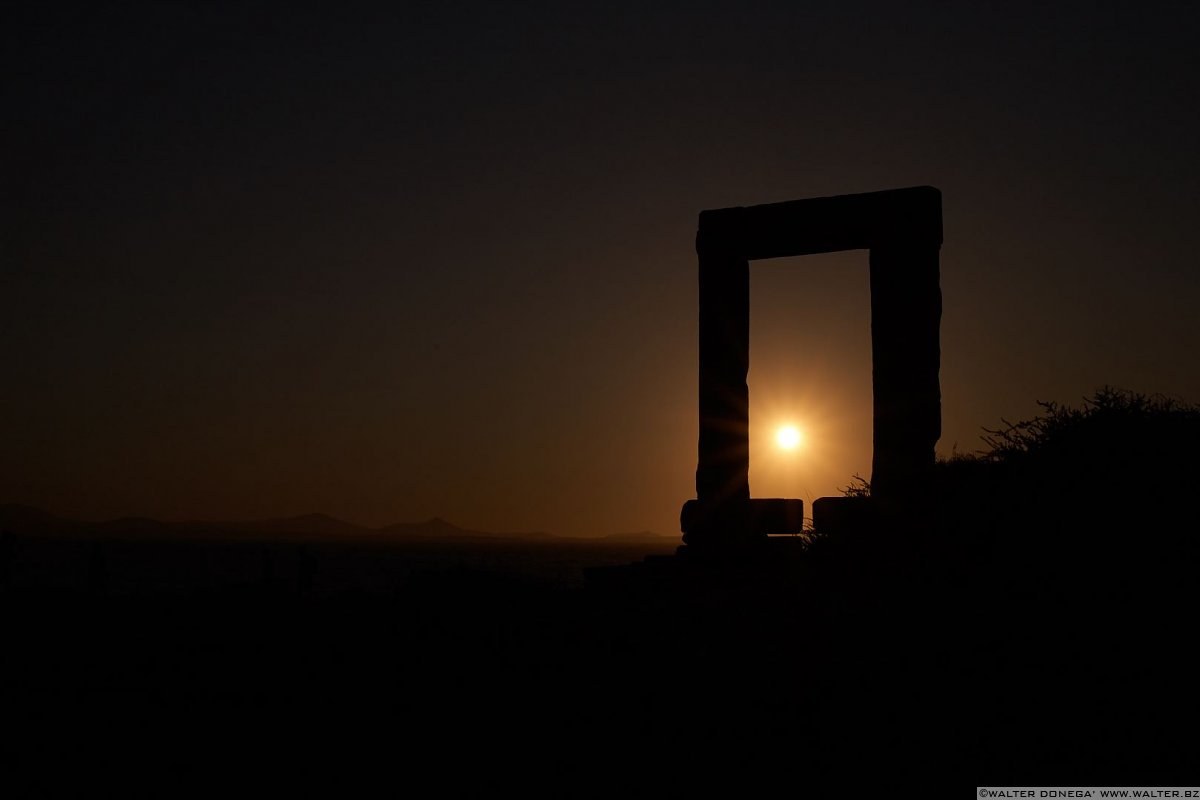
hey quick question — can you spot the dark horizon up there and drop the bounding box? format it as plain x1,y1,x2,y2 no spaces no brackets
0,501,672,539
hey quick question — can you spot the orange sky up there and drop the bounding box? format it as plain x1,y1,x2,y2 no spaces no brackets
5,2,1199,535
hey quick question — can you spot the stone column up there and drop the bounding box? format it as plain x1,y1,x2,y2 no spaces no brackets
868,243,942,501
695,251,751,509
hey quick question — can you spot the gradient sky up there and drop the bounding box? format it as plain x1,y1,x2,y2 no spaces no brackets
5,1,1199,535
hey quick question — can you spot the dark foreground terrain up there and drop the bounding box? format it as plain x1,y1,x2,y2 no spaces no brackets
4,520,1196,791
6,393,1200,790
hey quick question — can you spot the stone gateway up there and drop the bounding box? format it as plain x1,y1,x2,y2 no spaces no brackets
682,186,943,545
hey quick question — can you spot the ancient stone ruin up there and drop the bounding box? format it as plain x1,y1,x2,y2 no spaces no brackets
681,186,943,545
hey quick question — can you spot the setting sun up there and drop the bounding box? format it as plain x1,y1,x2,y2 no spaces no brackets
775,425,803,450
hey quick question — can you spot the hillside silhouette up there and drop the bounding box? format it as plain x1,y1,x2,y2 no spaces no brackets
792,387,1200,782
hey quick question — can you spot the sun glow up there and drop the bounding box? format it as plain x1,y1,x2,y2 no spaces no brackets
775,425,802,450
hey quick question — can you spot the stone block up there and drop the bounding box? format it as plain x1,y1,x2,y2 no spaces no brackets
680,498,804,543
812,496,878,536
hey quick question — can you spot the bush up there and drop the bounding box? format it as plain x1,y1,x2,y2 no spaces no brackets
924,387,1200,567
978,386,1199,467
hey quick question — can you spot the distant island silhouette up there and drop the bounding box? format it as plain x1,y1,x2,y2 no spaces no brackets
0,504,668,542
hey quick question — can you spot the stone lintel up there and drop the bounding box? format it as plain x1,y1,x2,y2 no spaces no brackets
696,185,942,261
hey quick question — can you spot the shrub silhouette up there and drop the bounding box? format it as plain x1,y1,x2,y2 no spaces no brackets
813,388,1200,780
821,386,1200,646
941,390,1200,775
934,387,1200,549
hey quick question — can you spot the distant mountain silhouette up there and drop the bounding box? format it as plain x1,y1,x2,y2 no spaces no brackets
596,530,671,542
196,513,371,536
376,516,551,540
84,516,174,534
0,504,75,534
